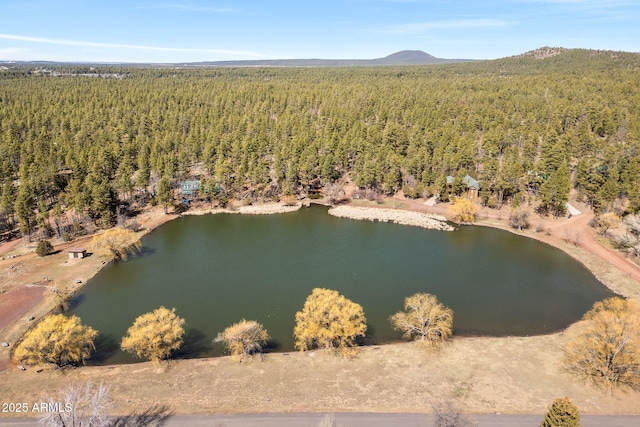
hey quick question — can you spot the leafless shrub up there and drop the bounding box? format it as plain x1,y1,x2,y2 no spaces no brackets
431,399,474,427
573,231,583,247
624,214,640,237
612,233,640,258
509,208,530,231
324,183,346,205
593,212,620,236
39,382,111,427
317,413,337,427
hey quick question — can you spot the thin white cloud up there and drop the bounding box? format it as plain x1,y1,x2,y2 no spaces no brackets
0,33,272,59
371,19,509,34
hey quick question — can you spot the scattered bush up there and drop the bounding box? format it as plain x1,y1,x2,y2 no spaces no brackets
564,297,640,390
509,207,530,231
592,212,620,236
431,399,474,427
220,319,270,359
36,239,54,257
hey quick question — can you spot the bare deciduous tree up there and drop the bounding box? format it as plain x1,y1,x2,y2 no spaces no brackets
220,319,270,359
564,297,640,390
509,207,530,231
317,413,337,427
594,212,620,236
431,399,474,427
39,382,111,427
324,183,346,205
91,227,141,261
624,214,640,236
390,293,453,347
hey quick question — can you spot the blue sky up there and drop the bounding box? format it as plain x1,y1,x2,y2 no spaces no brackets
0,0,638,63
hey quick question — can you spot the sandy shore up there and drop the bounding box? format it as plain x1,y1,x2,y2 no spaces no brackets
328,205,454,231
183,202,303,216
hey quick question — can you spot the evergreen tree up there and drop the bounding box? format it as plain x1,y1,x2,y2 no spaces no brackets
540,397,581,427
156,175,174,214
538,163,570,217
15,182,36,239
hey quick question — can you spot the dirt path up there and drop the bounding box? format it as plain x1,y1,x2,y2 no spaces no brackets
566,213,640,283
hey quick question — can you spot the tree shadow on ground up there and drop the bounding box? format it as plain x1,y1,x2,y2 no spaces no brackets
111,404,173,427
173,328,212,359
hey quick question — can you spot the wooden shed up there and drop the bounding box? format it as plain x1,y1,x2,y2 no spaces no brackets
68,247,87,259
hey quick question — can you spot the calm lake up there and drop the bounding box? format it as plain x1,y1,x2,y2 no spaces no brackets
69,204,614,364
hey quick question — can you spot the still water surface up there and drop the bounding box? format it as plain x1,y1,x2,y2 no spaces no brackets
69,205,614,364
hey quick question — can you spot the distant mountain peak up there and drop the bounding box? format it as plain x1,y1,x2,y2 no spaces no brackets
174,50,471,68
383,50,436,61
369,50,470,66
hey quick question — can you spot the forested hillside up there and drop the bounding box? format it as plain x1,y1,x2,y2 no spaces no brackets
1,48,639,239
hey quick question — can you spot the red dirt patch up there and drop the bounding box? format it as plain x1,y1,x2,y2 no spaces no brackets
0,285,47,372
0,286,46,331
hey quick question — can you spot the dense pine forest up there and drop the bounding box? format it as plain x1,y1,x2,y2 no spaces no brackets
1,47,640,240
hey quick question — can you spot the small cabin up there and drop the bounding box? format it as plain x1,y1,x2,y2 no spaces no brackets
180,180,201,198
68,247,87,259
446,174,480,199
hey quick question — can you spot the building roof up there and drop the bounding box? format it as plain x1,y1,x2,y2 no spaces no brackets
446,174,480,189
68,247,86,253
180,180,201,195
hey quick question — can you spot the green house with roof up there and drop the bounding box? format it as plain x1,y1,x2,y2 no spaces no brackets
180,180,201,198
446,174,480,199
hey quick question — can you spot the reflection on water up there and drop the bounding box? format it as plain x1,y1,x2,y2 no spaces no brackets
69,205,615,364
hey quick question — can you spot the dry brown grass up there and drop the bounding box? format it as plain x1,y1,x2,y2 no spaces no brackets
2,203,640,418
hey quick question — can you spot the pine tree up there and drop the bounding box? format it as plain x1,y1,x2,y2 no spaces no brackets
540,397,581,427
538,163,570,217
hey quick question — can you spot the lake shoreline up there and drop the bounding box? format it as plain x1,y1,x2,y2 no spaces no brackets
2,197,638,361
1,197,640,417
